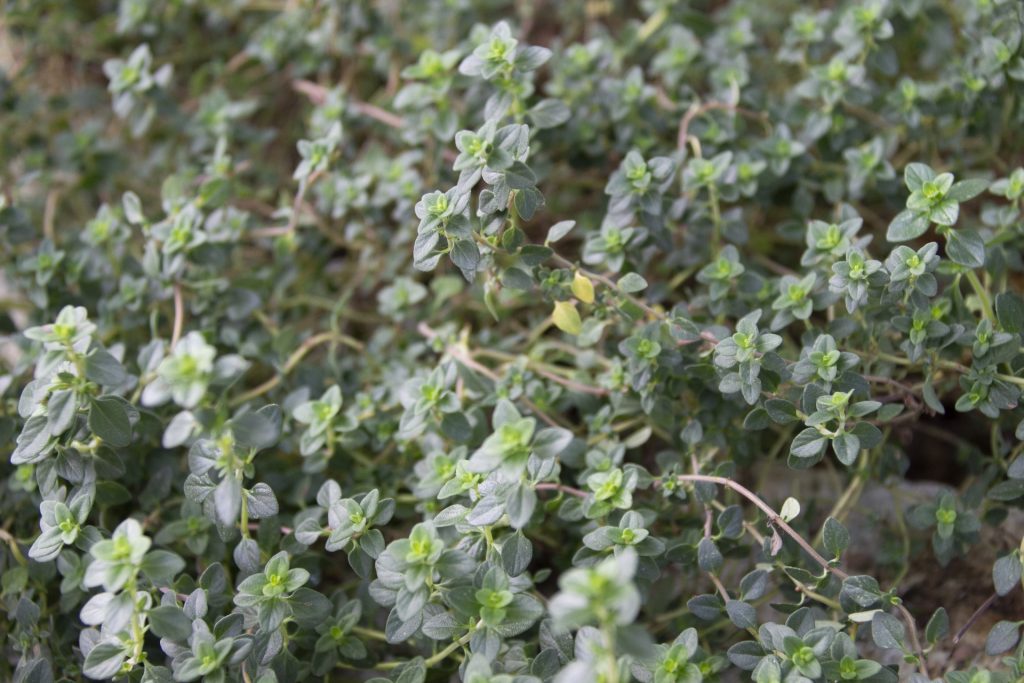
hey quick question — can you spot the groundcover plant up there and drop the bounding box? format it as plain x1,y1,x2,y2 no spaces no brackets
3,0,1024,681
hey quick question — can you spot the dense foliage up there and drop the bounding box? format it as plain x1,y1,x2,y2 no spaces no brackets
3,1,1024,681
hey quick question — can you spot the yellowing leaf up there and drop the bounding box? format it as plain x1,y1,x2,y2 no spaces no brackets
551,301,582,335
571,271,595,304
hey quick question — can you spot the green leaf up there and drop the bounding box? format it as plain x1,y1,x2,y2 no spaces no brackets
545,220,575,244
230,405,282,450
823,517,850,558
214,475,242,528
506,484,537,529
925,607,949,645
12,415,51,465
945,228,985,267
986,620,1021,655
617,272,648,293
993,553,1022,596
450,239,481,276
501,531,532,577
871,611,905,650
922,378,946,414
421,611,462,640
89,396,133,447
122,191,144,224
831,432,860,466
727,641,766,670
244,482,279,519
996,292,1024,333
440,412,472,442
528,99,571,129
140,550,185,585
988,480,1024,501
752,655,782,683
886,210,930,242
385,607,422,644
258,596,289,631
765,399,799,424
83,642,128,680
904,163,935,191
28,526,64,563
532,427,573,458
849,422,883,449
930,198,960,226
790,428,827,458
687,593,723,621
85,349,128,387
946,178,989,202
514,187,544,219
519,244,553,266
1010,451,1024,478
726,600,757,629
289,587,332,628
697,537,723,572
504,161,536,190
842,575,882,607
742,407,770,430
393,659,427,683
46,389,77,437
148,605,191,641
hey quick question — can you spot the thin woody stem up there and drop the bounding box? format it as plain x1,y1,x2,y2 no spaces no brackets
668,473,930,679
230,331,363,406
530,473,930,678
417,322,571,430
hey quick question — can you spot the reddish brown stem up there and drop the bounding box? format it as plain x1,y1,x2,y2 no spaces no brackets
667,473,930,678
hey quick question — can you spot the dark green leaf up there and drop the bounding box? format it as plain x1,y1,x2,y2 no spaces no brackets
148,605,192,641
925,607,949,645
996,292,1024,333
501,531,532,576
698,537,723,572
790,428,827,459
230,405,281,450
871,612,905,650
986,620,1021,655
85,349,128,387
993,553,1022,596
89,396,132,448
823,517,850,558
140,550,185,585
945,229,985,268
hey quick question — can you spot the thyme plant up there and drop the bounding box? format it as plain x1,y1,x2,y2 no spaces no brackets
2,1,1024,682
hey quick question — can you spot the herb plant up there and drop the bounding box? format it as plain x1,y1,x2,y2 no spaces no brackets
3,1,1024,682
